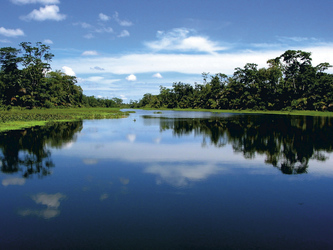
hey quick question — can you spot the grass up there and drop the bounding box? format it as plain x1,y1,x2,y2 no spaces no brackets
167,108,333,117
0,107,130,132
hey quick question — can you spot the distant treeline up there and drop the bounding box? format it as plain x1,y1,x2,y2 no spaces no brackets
0,42,123,109
131,50,333,111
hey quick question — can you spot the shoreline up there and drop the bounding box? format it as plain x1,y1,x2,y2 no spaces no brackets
1,107,332,132
0,107,129,132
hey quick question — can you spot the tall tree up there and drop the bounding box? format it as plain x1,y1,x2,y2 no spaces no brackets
19,42,54,105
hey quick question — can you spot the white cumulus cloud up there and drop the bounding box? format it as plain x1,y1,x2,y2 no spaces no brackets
21,5,66,21
0,27,24,37
113,11,132,26
126,74,137,81
62,66,76,76
118,30,130,38
43,39,53,44
152,73,163,78
82,50,98,56
145,28,227,54
99,13,110,21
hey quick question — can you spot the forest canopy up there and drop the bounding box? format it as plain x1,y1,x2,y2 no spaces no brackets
1,43,332,111
131,50,333,111
0,42,122,109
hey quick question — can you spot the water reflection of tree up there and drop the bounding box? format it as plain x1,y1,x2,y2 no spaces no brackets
0,121,82,177
159,115,333,175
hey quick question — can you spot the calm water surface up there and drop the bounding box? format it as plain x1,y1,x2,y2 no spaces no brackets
1,110,333,249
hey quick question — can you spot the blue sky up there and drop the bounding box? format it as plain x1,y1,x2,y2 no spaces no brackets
1,0,333,102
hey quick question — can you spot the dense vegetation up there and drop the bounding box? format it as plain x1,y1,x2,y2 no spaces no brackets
0,42,123,109
0,107,129,132
131,50,333,111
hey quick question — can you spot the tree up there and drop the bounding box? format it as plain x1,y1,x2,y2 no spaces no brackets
0,47,23,105
0,47,21,73
276,50,312,97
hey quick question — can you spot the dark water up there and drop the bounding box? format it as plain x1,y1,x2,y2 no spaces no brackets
1,110,333,249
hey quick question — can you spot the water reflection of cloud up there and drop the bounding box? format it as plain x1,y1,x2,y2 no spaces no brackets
18,208,60,219
61,141,74,149
100,193,109,201
18,193,66,219
2,177,26,186
32,193,66,209
153,137,162,144
119,177,129,185
145,163,222,187
126,134,136,142
52,141,333,177
83,159,99,165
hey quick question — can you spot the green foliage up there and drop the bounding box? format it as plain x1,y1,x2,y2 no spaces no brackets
135,50,333,111
0,42,124,109
0,108,130,132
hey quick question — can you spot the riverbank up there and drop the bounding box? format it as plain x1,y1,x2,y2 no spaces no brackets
1,107,332,132
0,107,130,132
139,107,333,117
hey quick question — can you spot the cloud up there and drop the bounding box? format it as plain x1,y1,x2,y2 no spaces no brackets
126,74,137,81
0,39,11,43
95,27,113,33
21,5,66,21
113,11,133,26
277,36,319,43
78,76,121,92
145,28,227,54
11,0,60,4
73,22,92,29
43,39,53,44
62,66,76,76
118,30,130,38
0,27,24,37
90,66,105,71
82,50,98,56
52,43,333,77
99,13,110,21
152,73,163,78
120,94,127,100
84,76,104,82
84,33,94,39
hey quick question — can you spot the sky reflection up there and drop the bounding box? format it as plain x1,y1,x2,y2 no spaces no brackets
18,193,66,219
48,112,333,188
1,111,333,249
